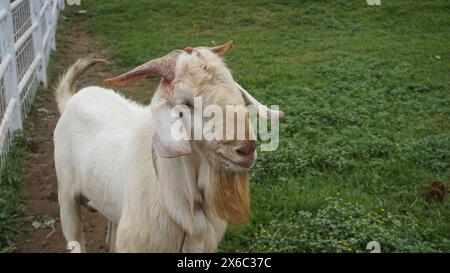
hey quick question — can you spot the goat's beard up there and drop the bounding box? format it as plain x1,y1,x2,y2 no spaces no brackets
209,159,250,227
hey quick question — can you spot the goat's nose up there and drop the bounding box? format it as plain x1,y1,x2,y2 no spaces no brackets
235,140,257,156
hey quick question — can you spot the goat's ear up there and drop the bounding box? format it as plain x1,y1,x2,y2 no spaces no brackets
151,94,192,158
209,40,234,56
235,82,284,120
104,50,182,87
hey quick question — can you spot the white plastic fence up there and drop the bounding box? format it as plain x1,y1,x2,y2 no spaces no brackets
0,0,64,175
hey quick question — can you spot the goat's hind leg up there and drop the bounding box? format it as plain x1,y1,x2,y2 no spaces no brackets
106,221,118,252
59,190,86,253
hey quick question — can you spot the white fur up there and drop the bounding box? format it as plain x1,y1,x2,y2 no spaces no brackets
55,84,227,253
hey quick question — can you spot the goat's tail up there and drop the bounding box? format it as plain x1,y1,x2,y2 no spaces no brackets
55,58,109,114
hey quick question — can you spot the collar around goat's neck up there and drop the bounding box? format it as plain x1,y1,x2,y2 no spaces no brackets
151,142,159,179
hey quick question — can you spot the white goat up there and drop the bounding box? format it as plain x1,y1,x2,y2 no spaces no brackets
54,41,283,253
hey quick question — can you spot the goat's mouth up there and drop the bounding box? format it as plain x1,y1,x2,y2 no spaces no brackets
218,153,255,172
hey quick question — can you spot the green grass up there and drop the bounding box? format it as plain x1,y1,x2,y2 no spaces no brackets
75,0,449,252
0,136,25,252
0,130,36,252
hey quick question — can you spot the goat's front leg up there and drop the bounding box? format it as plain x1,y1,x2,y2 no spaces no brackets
114,218,147,253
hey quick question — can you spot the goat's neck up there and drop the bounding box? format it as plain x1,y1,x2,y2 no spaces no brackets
155,149,250,238
156,151,221,237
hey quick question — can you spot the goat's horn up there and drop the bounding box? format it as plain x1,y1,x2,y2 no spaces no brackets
104,50,182,87
209,40,234,56
235,82,285,120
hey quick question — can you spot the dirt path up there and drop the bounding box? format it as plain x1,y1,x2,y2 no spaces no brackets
13,13,151,253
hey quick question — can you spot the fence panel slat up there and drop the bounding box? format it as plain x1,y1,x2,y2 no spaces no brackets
0,0,23,132
29,0,47,88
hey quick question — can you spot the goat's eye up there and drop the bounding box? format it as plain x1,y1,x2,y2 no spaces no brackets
179,112,184,118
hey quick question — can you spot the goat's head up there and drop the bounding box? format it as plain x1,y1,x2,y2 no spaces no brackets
104,41,284,226
104,41,282,174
